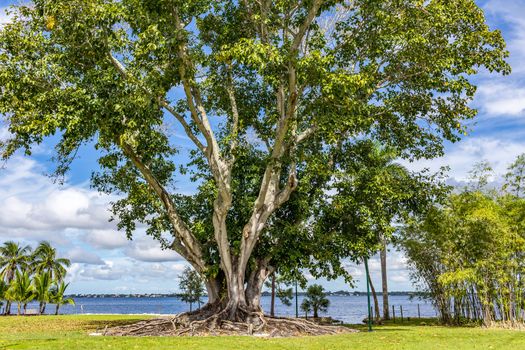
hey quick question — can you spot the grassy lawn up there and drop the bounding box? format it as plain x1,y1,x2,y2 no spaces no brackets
0,315,524,350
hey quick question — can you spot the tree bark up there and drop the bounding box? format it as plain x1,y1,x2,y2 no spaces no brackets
270,274,276,317
380,237,390,320
245,260,272,312
366,265,381,321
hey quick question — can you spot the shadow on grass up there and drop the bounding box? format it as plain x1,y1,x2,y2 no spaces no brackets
81,318,148,331
348,326,413,333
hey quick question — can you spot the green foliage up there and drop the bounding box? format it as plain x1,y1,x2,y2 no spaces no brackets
50,281,75,315
504,153,525,197
6,270,35,315
0,0,510,304
33,271,53,314
399,155,525,325
178,266,205,312
0,241,31,283
301,284,330,318
315,141,448,267
0,241,73,315
32,241,71,282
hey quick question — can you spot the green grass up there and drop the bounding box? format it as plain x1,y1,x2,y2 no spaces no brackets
0,315,524,349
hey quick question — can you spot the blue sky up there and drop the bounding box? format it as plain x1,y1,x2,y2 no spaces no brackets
0,0,524,294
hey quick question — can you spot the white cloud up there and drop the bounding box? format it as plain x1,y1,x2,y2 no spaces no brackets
0,156,117,243
82,229,129,249
72,258,188,289
476,83,525,116
484,0,525,71
124,236,183,262
65,248,105,265
80,261,126,281
401,137,525,182
469,1,525,122
0,7,13,26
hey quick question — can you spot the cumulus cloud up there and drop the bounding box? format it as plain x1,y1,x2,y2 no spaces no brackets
72,258,187,288
400,137,525,183
80,261,126,281
65,248,105,265
476,83,525,117
82,229,130,249
0,156,116,243
468,1,525,123
124,237,183,262
484,0,525,71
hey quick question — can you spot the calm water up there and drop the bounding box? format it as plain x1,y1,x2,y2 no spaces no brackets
22,295,436,324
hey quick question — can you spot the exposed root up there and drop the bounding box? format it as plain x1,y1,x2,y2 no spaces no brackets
103,306,355,337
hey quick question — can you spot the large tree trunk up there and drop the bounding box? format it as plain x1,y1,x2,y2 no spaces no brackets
380,236,390,320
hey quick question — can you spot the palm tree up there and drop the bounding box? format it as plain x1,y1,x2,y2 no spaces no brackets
7,270,34,315
33,271,53,314
32,242,71,281
50,281,75,315
0,241,31,314
300,284,330,319
0,280,8,314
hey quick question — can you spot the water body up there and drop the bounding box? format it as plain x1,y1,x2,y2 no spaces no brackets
22,295,436,324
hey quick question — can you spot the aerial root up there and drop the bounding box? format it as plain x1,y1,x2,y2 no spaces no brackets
103,307,356,337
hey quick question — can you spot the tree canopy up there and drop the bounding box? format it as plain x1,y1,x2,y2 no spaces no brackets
0,0,510,330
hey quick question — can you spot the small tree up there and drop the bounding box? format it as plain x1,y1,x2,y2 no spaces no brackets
7,271,34,315
0,280,8,314
179,267,205,312
33,242,71,282
504,153,525,197
265,273,293,317
50,281,75,315
301,284,330,319
33,271,53,314
0,241,31,315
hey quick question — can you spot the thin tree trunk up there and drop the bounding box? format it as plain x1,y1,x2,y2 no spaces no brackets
380,236,390,320
55,304,60,315
270,273,276,317
366,265,381,321
17,302,21,316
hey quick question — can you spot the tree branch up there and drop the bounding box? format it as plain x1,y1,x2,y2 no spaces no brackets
119,141,205,271
225,70,240,161
108,54,206,153
291,0,323,53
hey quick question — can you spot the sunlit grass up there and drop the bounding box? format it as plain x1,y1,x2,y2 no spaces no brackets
0,315,523,349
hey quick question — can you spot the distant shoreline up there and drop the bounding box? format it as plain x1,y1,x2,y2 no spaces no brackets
66,291,428,298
